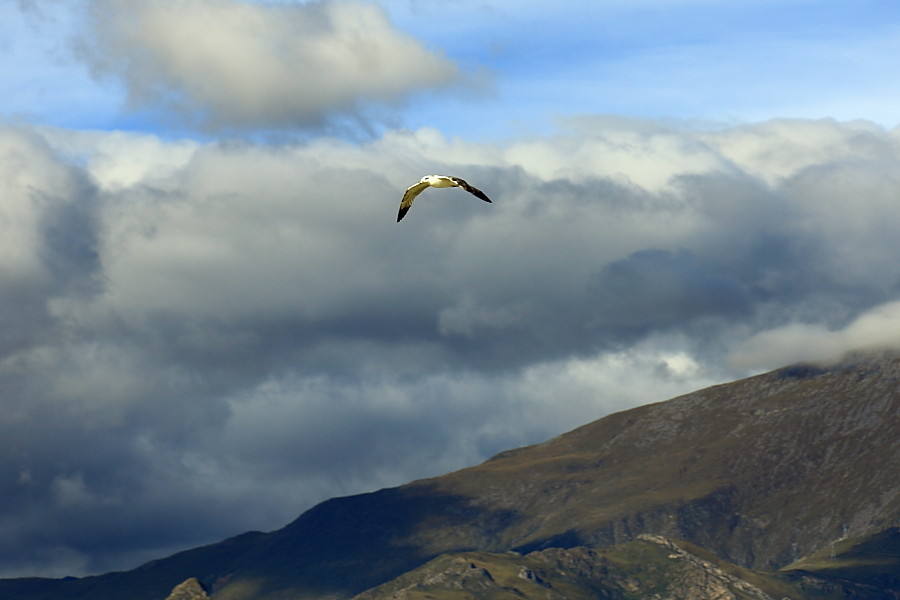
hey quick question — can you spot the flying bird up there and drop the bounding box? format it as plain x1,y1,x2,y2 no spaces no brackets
397,175,492,222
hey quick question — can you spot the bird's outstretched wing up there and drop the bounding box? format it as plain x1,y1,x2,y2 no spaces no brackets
397,181,430,222
449,176,492,203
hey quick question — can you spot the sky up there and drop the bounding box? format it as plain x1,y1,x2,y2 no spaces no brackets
2,0,900,580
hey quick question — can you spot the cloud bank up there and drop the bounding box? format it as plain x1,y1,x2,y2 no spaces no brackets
2,117,900,577
78,0,460,130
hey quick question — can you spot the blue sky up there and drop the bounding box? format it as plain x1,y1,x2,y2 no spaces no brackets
2,0,900,581
398,0,900,135
5,0,900,138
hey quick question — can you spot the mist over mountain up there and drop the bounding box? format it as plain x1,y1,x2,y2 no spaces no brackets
2,351,897,600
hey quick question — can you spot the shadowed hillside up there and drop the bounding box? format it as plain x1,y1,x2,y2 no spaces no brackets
2,352,898,600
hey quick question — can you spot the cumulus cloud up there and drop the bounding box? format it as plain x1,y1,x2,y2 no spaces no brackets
3,117,900,577
77,0,460,130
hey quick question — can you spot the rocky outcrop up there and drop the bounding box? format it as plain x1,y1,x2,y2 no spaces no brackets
637,535,775,600
164,578,209,600
353,536,784,600
354,533,900,600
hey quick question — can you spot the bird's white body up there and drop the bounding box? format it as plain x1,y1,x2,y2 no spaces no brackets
397,175,491,222
421,175,456,188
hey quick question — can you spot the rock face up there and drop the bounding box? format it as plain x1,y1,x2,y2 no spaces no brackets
164,578,209,600
1,352,898,600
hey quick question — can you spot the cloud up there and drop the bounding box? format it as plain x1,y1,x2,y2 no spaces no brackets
77,0,461,130
0,127,100,356
728,300,900,371
589,248,751,332
3,117,900,577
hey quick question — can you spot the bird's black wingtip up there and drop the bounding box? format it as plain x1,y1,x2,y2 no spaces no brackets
469,190,491,203
474,190,492,203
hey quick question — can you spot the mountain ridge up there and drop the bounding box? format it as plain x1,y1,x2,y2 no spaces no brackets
2,351,898,600
351,532,900,600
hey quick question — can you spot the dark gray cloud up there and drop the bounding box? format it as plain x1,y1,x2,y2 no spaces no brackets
2,118,900,577
589,248,752,332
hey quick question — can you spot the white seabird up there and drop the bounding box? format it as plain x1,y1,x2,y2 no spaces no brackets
397,175,492,222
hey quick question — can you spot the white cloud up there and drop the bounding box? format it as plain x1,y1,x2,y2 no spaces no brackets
729,300,900,372
78,0,460,130
38,127,200,191
700,118,900,184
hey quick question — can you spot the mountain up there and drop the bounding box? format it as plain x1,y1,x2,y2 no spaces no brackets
2,352,898,600
352,533,900,600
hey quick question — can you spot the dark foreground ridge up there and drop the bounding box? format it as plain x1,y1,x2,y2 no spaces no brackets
3,352,898,600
